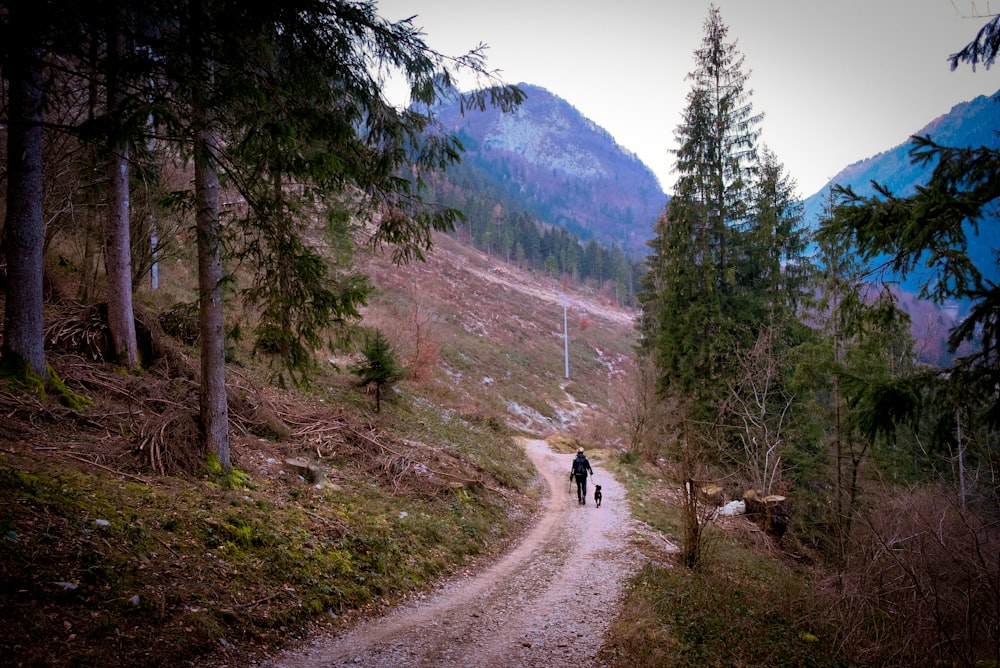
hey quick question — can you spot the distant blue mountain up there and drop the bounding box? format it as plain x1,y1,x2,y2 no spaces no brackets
428,83,667,256
798,89,999,364
802,91,999,220
800,90,1000,297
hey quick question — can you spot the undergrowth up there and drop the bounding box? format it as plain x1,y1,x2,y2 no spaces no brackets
600,455,846,668
603,561,842,668
0,390,535,667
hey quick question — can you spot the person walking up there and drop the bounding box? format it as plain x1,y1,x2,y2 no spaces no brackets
570,447,594,505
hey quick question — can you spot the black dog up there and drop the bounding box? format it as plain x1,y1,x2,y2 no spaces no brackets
594,484,602,508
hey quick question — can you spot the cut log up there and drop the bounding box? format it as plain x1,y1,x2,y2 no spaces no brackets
743,490,789,537
699,484,724,506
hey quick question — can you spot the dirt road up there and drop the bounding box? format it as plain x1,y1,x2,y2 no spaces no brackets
266,438,640,668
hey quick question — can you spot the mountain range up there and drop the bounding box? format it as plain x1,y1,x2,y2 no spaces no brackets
429,83,666,257
428,83,999,364
432,83,998,268
800,90,1000,303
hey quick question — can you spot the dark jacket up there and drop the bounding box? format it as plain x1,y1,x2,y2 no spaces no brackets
571,454,593,478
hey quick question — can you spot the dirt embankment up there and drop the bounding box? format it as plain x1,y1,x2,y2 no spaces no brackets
265,439,641,668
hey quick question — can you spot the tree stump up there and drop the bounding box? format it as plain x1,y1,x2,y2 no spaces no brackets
742,489,789,537
699,484,725,506
284,457,332,489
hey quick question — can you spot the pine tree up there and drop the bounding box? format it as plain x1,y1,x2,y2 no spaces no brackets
352,330,406,413
638,5,804,422
741,147,809,315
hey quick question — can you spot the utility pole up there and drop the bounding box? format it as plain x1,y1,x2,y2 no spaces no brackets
563,297,569,379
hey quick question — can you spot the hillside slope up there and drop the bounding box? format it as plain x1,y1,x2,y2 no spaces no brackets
0,229,638,666
357,230,637,432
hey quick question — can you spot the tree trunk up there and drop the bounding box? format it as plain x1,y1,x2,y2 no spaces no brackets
191,10,230,469
105,3,139,368
832,287,846,572
682,478,702,569
78,150,102,303
78,38,101,304
743,490,789,537
2,8,47,381
194,124,230,470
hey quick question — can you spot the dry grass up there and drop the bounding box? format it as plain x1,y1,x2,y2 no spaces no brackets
358,232,637,442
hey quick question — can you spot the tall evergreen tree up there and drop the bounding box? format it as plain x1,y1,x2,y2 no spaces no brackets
103,0,140,369
2,0,165,381
1,1,48,382
160,0,522,469
180,0,231,471
638,5,805,425
742,147,808,314
2,0,523,470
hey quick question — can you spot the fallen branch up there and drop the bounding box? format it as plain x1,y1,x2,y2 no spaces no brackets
156,535,179,558
241,592,284,609
362,427,509,499
59,452,150,484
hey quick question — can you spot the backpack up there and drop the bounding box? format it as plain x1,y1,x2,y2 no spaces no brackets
572,456,587,477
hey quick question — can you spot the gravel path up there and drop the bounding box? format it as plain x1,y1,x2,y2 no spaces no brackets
265,438,641,668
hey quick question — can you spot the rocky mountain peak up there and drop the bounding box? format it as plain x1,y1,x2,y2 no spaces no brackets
430,83,667,256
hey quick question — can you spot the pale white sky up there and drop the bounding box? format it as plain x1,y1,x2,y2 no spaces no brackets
376,0,999,198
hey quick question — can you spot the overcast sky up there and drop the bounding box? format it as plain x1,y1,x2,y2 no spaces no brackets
376,0,999,198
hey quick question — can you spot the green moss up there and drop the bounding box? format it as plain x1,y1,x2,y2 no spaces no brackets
206,452,223,475
0,355,46,395
0,358,92,410
46,364,93,410
1,467,86,514
226,468,250,490
205,452,250,490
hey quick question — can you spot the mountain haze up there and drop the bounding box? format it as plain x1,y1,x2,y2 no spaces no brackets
802,90,999,217
430,83,667,256
431,84,997,274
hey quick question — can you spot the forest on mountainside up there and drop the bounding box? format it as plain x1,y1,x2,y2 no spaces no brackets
425,155,643,306
427,82,667,258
